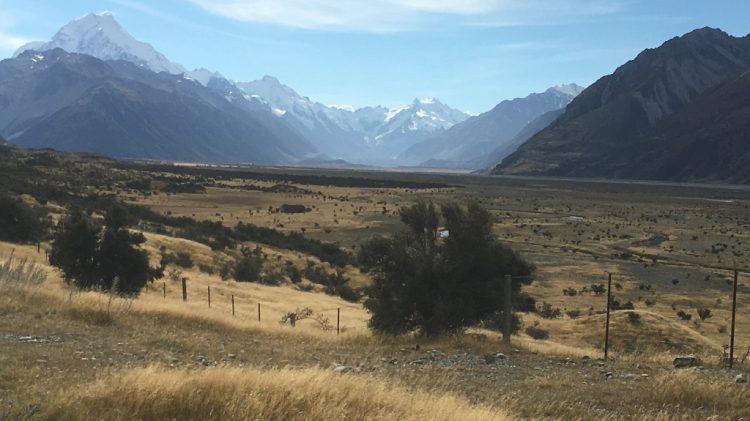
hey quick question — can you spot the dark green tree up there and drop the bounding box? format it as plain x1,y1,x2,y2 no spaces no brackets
0,192,48,243
359,201,534,335
233,246,263,282
50,206,160,295
49,211,100,289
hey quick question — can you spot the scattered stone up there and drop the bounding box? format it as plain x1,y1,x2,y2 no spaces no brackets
484,354,497,364
333,364,351,373
227,354,237,359
604,372,614,378
736,373,748,384
167,357,179,364
495,352,507,360
18,335,64,344
673,355,702,368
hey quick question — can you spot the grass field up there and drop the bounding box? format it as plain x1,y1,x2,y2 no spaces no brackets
2,152,750,419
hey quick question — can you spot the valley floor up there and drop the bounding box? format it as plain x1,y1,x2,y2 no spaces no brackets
2,153,750,420
1,242,749,420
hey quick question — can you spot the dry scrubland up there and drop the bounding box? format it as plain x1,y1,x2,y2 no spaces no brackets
2,161,750,420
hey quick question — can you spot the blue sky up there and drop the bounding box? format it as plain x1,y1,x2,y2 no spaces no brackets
0,0,748,113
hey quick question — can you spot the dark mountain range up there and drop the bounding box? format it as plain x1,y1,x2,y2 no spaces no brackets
400,84,582,168
473,108,565,170
0,49,318,163
494,28,750,183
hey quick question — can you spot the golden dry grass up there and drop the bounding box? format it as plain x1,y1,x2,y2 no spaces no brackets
41,366,509,421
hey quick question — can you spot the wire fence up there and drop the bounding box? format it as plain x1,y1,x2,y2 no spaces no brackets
146,279,347,335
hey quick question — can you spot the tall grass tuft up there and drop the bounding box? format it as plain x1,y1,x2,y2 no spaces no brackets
0,250,46,286
42,366,508,421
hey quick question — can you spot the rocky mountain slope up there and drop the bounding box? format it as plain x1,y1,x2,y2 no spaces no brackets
401,85,583,168
237,76,469,163
494,28,750,183
0,49,317,163
14,12,186,75
14,12,472,166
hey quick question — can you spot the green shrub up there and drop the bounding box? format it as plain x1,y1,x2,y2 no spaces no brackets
359,201,534,335
233,255,263,282
525,326,549,340
50,209,160,295
537,302,561,319
0,192,48,244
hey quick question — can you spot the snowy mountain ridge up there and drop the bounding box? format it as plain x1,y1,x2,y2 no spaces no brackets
14,12,186,75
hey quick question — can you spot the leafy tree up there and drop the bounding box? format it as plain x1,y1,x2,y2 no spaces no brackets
49,211,100,288
50,207,160,295
233,248,263,282
0,192,48,243
359,201,534,335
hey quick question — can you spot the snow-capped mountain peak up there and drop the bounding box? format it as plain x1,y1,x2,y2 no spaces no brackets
13,12,186,75
188,67,224,86
549,83,585,97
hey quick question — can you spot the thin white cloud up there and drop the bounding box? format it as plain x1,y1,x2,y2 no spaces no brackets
108,0,303,48
0,10,32,54
187,0,623,32
0,31,31,51
494,41,558,51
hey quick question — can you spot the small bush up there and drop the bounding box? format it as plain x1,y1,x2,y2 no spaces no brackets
277,204,308,214
285,265,302,284
697,308,712,321
233,255,263,282
218,262,232,281
537,302,561,319
197,263,214,274
566,309,581,319
259,271,284,286
161,250,194,269
590,283,607,295
676,310,692,321
0,193,48,243
525,326,550,340
163,182,206,194
627,312,641,324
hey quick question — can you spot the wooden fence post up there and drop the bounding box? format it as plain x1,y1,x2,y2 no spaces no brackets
604,272,612,360
207,286,211,308
337,308,340,335
730,270,738,368
258,303,261,322
182,278,187,302
231,295,235,316
503,274,512,345
163,282,166,298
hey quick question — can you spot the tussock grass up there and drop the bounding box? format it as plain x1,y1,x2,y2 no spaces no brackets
642,369,750,412
42,366,509,421
503,369,750,420
0,250,46,286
